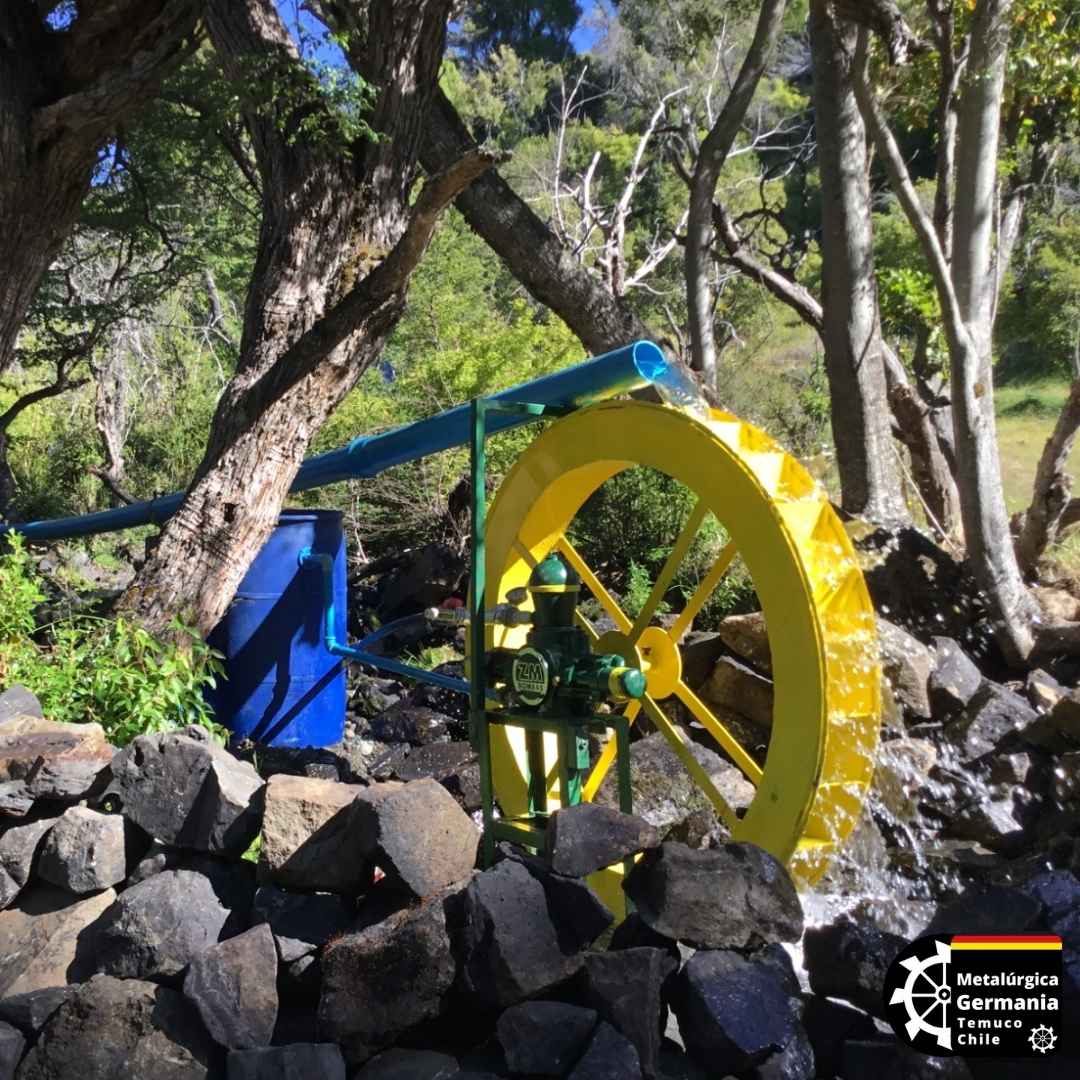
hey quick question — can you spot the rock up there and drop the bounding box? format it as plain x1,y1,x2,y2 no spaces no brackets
0,818,57,910
1022,870,1080,995
801,995,877,1080
183,923,277,1050
594,732,754,837
567,1021,641,1080
1050,750,1080,806
251,886,353,963
623,842,803,950
496,1001,597,1076
1026,668,1066,712
37,807,126,894
460,858,579,1009
929,637,982,717
377,543,465,620
545,804,658,877
352,1048,459,1079
841,1039,973,1079
0,987,74,1037
871,739,936,828
716,612,771,674
319,885,463,1064
15,974,218,1080
1022,689,1080,752
946,681,1037,762
924,884,1042,936
943,789,1026,852
104,731,263,856
92,869,231,982
389,742,481,812
0,885,115,996
0,1021,24,1080
802,916,905,1017
226,1044,346,1080
259,774,369,893
0,689,41,725
679,632,727,690
582,947,677,1077
353,779,477,898
369,705,451,746
609,912,680,958
0,713,113,804
878,619,934,721
497,846,613,952
671,950,800,1075
702,655,774,728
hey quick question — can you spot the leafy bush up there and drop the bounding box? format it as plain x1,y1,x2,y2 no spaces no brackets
0,536,224,745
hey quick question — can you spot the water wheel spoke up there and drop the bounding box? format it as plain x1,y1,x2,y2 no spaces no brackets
641,694,738,830
582,699,641,802
674,681,764,786
628,500,708,641
668,539,737,642
557,536,633,633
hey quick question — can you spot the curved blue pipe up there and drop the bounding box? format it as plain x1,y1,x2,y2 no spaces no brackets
4,340,669,543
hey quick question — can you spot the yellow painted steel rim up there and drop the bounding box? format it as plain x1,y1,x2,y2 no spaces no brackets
483,401,880,894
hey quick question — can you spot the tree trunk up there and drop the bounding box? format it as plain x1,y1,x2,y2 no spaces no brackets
853,13,1038,664
1016,379,1080,574
119,0,488,638
685,0,787,385
809,1,909,526
0,2,199,373
420,90,652,356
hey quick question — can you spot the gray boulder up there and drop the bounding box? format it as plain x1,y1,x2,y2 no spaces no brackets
105,732,262,855
925,884,1042,936
226,1045,346,1080
802,916,906,1018
567,1022,642,1080
582,947,677,1078
496,1001,597,1076
319,884,463,1065
877,619,934,721
671,950,801,1075
460,858,580,1009
545,804,659,877
259,774,369,893
353,779,478,898
0,987,74,1037
369,705,450,746
716,612,771,674
0,689,41,725
37,807,126,894
702,655,774,728
0,819,58,910
594,732,755,838
92,869,231,982
0,1021,24,1080
946,681,1036,762
183,923,277,1050
0,886,115,996
352,1048,459,1079
251,885,353,962
15,974,218,1080
929,637,982,717
623,842,803,949
0,710,113,805
1022,689,1080,753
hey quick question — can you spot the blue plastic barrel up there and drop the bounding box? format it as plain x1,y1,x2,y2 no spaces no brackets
207,509,346,747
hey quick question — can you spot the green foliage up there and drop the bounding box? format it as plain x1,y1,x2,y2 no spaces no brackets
0,537,224,746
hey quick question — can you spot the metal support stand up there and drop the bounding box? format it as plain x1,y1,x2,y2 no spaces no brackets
467,397,633,868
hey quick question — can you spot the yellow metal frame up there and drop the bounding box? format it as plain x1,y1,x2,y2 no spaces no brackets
482,401,880,891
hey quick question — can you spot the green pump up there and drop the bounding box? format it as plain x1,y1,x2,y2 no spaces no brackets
495,552,645,714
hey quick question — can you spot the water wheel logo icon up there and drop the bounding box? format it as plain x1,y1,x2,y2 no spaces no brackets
886,938,954,1051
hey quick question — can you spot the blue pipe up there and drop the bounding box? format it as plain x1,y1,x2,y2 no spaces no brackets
300,549,474,696
4,340,671,543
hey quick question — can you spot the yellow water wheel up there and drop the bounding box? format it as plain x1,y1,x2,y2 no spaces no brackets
483,400,880,892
